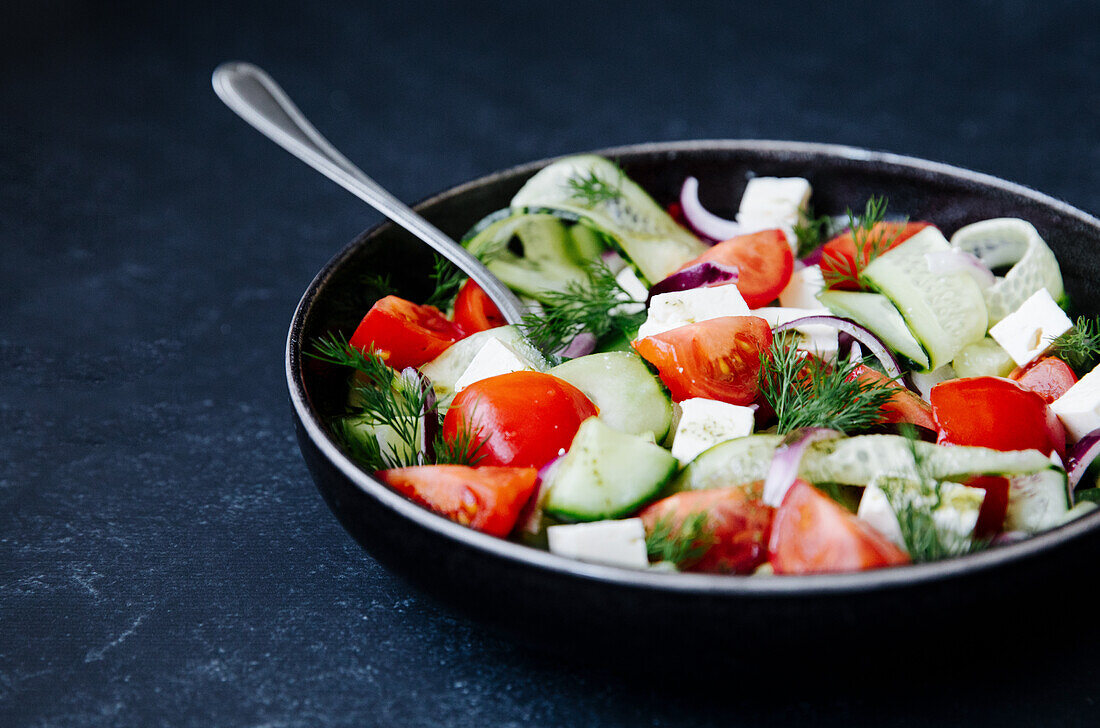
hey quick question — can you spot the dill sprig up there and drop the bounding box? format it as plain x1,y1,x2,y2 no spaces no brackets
422,256,466,310
792,207,834,259
1049,315,1100,374
879,429,989,562
565,165,624,206
758,335,897,434
645,512,716,569
521,261,647,357
431,419,488,466
822,196,904,289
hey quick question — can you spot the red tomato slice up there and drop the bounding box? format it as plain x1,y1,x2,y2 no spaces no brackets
1009,356,1078,404
847,364,936,431
453,279,506,334
639,485,774,574
632,315,773,405
443,371,598,468
349,295,465,370
768,480,910,574
675,229,793,308
376,465,538,537
930,376,1067,459
963,474,1010,538
820,222,931,290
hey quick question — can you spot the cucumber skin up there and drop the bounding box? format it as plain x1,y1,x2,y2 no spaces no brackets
543,417,678,522
550,352,673,442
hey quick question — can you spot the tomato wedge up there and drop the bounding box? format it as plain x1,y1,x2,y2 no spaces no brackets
768,480,910,574
349,295,465,370
929,376,1067,459
443,371,598,468
964,474,1010,538
376,465,538,537
632,315,773,405
1009,356,1078,404
639,485,774,574
675,229,793,308
453,279,506,334
847,364,936,431
820,222,931,290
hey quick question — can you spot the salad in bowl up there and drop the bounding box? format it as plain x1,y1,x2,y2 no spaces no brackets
305,153,1100,578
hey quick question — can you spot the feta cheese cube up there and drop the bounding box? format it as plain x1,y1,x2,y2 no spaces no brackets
737,177,812,251
610,266,648,317
635,284,750,339
669,397,756,464
988,288,1073,367
857,485,906,549
752,307,839,360
859,479,985,555
1051,364,1100,441
778,264,827,310
547,518,649,569
453,338,535,392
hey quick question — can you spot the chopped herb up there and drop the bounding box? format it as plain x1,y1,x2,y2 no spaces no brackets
422,256,466,310
521,261,646,358
565,165,624,206
758,335,897,434
645,512,715,569
1049,315,1100,374
792,207,834,259
431,418,488,467
822,196,905,289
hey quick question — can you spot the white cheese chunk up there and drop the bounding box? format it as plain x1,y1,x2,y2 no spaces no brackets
1051,364,1100,441
635,284,750,339
859,479,985,556
669,397,756,464
547,518,649,569
610,266,648,317
911,364,956,402
988,288,1073,367
778,264,827,310
752,307,839,360
736,177,812,252
453,338,535,392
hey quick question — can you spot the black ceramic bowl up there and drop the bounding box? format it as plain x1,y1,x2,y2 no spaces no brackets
288,141,1100,665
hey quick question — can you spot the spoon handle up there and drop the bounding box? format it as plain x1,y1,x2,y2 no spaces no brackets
211,61,527,325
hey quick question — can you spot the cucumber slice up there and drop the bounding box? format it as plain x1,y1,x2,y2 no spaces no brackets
337,414,423,466
510,155,707,285
670,434,784,492
862,227,988,371
462,210,589,301
950,218,1065,324
1006,468,1071,532
567,222,608,264
418,326,548,411
951,337,1016,378
817,290,929,369
800,435,1053,486
549,352,673,441
543,417,678,521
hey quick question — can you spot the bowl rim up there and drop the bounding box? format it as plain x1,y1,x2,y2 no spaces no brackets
287,138,1100,597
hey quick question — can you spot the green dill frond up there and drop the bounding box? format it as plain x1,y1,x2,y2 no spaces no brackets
645,512,715,569
758,336,897,434
432,419,488,466
422,256,466,310
1049,315,1100,374
565,165,624,206
792,207,834,259
521,261,646,357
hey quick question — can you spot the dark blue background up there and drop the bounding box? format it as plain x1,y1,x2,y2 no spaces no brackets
4,1,1100,725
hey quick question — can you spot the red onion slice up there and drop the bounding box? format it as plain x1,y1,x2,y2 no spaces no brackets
763,427,841,506
772,315,903,380
925,249,995,289
679,177,744,243
1066,427,1100,489
647,261,739,302
557,332,597,360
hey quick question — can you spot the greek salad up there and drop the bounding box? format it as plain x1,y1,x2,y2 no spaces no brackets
310,155,1100,576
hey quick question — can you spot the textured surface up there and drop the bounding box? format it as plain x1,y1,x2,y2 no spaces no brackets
3,1,1100,726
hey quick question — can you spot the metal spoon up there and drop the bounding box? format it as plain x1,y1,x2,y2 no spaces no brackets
211,61,526,324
